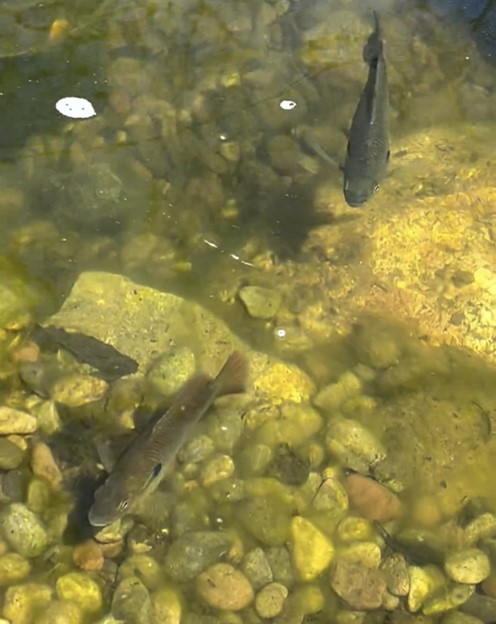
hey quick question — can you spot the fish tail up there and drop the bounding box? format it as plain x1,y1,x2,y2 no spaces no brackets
214,351,249,396
363,10,384,63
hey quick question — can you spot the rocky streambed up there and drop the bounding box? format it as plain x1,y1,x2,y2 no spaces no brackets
0,272,492,623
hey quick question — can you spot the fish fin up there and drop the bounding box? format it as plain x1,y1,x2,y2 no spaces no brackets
306,139,340,169
215,351,249,396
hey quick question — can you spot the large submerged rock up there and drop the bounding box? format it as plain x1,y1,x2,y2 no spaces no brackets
46,271,314,403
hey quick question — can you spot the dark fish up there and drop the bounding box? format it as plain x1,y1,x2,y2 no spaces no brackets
88,352,248,527
343,11,390,207
31,324,138,382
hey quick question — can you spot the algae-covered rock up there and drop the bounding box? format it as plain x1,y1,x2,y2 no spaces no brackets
237,492,292,546
50,374,108,407
0,503,48,557
0,408,37,435
152,586,182,624
38,601,83,624
408,565,445,613
254,403,322,447
146,346,196,397
442,612,485,624
163,531,232,582
380,553,410,597
241,548,273,590
253,363,315,404
464,513,496,545
326,418,385,473
330,559,386,611
423,582,475,615
0,553,31,585
290,516,334,581
55,571,103,614
0,438,25,470
196,563,254,611
30,440,63,490
200,453,235,487
238,285,282,319
265,546,295,587
117,554,162,590
3,583,53,624
255,582,288,618
111,576,152,624
445,548,490,584
314,371,362,413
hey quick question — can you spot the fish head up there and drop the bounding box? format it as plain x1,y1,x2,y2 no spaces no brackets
88,479,134,527
343,175,381,208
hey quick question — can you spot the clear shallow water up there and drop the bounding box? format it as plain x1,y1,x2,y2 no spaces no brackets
2,1,496,622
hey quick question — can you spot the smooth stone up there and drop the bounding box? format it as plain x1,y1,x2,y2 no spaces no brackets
196,563,254,611
336,516,374,542
37,600,83,624
0,407,37,434
423,582,474,615
445,548,491,584
145,346,196,397
111,576,152,624
30,440,63,490
255,582,288,618
408,565,445,612
55,571,103,613
338,542,382,569
464,513,496,545
0,503,48,557
254,403,322,448
73,539,104,572
152,586,182,624
291,516,334,581
312,474,348,514
461,593,496,622
344,472,403,523
239,286,282,320
3,583,53,624
314,372,362,412
443,613,484,624
237,492,292,546
117,554,162,590
163,531,232,583
330,559,386,611
0,553,31,585
266,547,295,588
200,454,235,487
0,438,25,469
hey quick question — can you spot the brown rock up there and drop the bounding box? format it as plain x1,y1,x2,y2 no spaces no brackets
330,559,386,611
196,563,254,611
344,473,403,523
31,441,63,490
11,342,40,363
73,539,104,572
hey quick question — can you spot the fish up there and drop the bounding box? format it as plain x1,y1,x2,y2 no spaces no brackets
343,11,390,207
88,351,248,527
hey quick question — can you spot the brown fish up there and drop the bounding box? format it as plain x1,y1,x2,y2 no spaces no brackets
88,352,248,527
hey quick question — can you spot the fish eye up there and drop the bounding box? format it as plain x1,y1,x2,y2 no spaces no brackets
373,184,380,193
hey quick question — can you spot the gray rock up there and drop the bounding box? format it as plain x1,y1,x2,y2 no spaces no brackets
112,576,152,624
326,417,385,473
462,593,496,622
237,494,291,546
239,286,282,320
164,531,232,582
0,503,49,557
241,548,274,590
265,547,295,588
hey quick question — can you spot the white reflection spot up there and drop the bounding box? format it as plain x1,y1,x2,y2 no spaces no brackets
280,100,296,111
55,96,96,119
275,328,287,339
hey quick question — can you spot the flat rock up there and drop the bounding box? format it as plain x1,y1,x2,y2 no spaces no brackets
0,407,37,435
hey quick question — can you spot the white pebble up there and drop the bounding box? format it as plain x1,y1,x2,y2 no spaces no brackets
55,96,96,119
279,99,296,110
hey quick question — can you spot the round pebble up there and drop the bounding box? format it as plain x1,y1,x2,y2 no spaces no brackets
0,503,49,557
56,571,103,613
445,548,490,584
0,438,25,470
196,563,254,611
30,440,63,490
0,407,37,434
255,582,288,618
0,553,31,585
73,540,104,572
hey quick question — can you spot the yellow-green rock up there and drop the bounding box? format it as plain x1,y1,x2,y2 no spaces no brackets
152,586,182,624
3,583,53,624
37,600,83,624
408,565,445,613
291,516,334,581
55,571,102,614
253,362,315,404
0,553,31,585
423,582,475,615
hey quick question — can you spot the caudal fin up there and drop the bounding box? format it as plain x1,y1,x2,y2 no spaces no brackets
215,351,249,396
363,10,384,63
